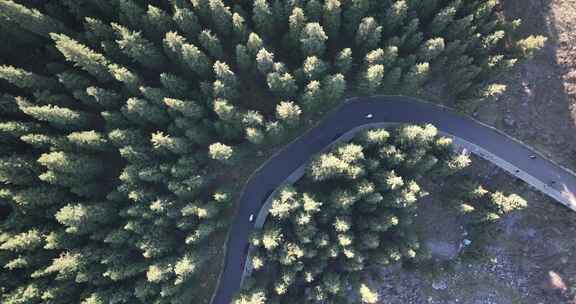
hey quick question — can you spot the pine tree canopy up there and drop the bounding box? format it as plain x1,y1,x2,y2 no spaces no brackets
0,1,542,303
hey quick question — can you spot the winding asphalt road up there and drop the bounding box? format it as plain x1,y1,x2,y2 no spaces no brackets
211,96,576,304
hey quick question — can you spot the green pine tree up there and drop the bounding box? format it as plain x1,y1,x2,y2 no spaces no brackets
323,0,342,39
0,65,58,90
51,33,113,82
111,23,167,69
0,0,69,37
253,0,274,38
300,23,328,56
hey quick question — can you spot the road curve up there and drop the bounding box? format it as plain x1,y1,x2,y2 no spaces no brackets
211,95,576,304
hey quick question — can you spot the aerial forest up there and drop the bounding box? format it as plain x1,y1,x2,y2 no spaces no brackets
0,0,543,303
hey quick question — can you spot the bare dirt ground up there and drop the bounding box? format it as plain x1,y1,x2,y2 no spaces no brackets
373,158,576,304
476,0,576,170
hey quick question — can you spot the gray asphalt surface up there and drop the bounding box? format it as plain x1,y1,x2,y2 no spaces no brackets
211,96,576,304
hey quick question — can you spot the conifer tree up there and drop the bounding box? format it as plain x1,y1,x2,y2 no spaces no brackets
232,12,248,41
359,284,378,303
0,65,58,90
83,17,115,43
107,128,148,147
139,86,168,105
323,0,342,39
209,0,233,36
256,48,275,74
111,23,167,69
399,18,424,51
288,7,307,51
355,17,382,52
323,73,346,102
159,73,191,99
190,0,211,21
0,0,69,37
481,31,505,53
252,0,274,37
214,61,238,95
343,0,370,38
271,0,288,30
303,56,328,80
305,0,323,22
516,35,547,58
359,64,384,95
213,98,238,122
335,48,353,74
163,32,212,78
0,229,43,252
445,14,475,41
151,131,190,154
67,131,110,152
209,142,234,163
163,30,187,64
245,127,265,144
459,83,507,111
37,151,103,180
417,37,445,61
199,29,224,59
57,70,91,91
55,202,113,234
417,0,439,21
107,63,141,94
173,6,200,39
234,290,267,304
446,55,482,95
242,110,265,127
174,254,200,285
247,33,264,55
51,33,113,82
164,97,204,120
253,0,274,38
383,46,399,66
365,49,385,65
144,4,175,40
0,155,40,185
267,72,298,98
16,97,92,131
383,0,408,36
300,23,328,56
0,121,41,140
429,4,456,36
301,80,324,112
401,62,429,94
275,101,302,127
118,0,145,29
122,97,169,126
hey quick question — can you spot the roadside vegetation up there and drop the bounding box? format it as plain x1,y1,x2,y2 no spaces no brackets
0,0,544,303
236,125,526,303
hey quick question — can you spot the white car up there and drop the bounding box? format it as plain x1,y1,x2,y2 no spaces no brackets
249,214,254,222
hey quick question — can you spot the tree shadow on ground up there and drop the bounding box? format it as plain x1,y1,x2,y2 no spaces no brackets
478,0,576,170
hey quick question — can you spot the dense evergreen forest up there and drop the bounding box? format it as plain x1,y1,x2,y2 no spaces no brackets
237,125,526,303
0,0,543,303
